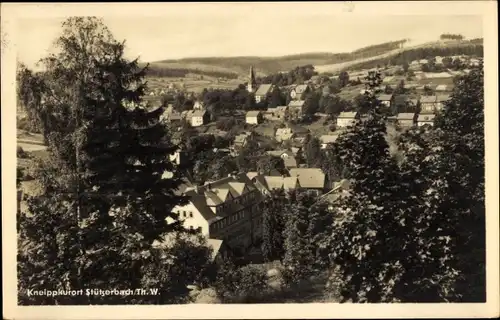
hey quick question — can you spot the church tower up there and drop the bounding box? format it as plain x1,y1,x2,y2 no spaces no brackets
247,66,256,93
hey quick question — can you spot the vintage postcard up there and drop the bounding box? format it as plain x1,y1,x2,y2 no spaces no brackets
2,1,499,319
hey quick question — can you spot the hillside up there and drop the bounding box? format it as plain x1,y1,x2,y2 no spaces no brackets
145,38,483,79
146,40,407,78
316,39,484,73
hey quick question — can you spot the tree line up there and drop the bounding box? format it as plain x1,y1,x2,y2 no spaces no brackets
440,34,464,41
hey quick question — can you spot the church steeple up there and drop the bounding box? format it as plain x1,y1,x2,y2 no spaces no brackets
248,65,256,92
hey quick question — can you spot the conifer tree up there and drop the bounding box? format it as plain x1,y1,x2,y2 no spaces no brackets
17,17,208,305
261,189,287,262
328,71,407,302
282,192,316,285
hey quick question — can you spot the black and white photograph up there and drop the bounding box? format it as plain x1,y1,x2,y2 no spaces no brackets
2,2,499,319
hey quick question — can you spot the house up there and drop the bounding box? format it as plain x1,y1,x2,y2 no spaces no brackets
288,123,310,139
287,100,305,120
169,150,188,166
419,59,429,64
251,175,300,196
193,101,205,110
275,127,294,142
436,94,451,112
319,134,340,149
232,132,252,150
336,111,359,127
435,56,444,64
377,94,393,108
190,110,209,127
423,72,453,79
420,95,437,114
171,173,265,249
382,76,395,84
264,106,288,121
290,84,311,100
396,113,416,127
435,84,449,92
289,168,327,195
266,149,298,169
161,104,182,123
469,58,481,67
417,114,436,127
245,110,263,125
254,84,274,103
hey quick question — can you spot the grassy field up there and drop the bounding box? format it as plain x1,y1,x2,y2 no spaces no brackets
146,75,242,94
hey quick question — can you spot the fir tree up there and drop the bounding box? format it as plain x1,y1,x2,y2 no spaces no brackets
261,189,287,262
328,71,408,302
17,17,208,305
282,192,316,285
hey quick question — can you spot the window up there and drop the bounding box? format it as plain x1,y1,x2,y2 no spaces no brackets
189,212,193,218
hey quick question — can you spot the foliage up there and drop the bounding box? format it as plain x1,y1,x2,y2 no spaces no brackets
17,146,29,159
326,67,485,302
282,192,316,285
304,135,323,168
214,259,268,303
216,117,237,131
257,65,317,86
338,71,350,88
440,34,464,41
256,155,286,175
261,189,288,262
17,17,210,305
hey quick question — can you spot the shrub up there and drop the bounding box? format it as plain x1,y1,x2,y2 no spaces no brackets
216,118,237,131
214,260,269,303
17,146,29,159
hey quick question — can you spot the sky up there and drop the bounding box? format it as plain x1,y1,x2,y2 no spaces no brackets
16,11,483,70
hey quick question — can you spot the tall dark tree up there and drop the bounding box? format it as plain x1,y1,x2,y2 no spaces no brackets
338,71,350,88
327,71,408,302
17,17,209,305
304,135,322,168
261,189,288,262
268,86,284,108
282,193,316,285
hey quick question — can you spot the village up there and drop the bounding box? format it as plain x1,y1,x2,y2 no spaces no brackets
129,53,482,262
13,13,487,306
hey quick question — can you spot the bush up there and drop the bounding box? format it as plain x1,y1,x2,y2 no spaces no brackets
214,260,269,303
323,120,329,126
216,118,237,131
17,146,29,159
329,125,336,132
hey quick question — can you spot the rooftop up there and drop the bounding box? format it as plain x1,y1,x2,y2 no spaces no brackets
289,168,326,189
246,110,262,117
255,84,273,96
